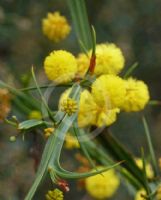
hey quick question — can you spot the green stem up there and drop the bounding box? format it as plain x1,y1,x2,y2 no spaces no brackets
142,116,158,176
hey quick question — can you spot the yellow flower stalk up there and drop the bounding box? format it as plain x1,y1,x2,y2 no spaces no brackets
45,188,64,200
120,78,150,112
85,167,120,199
92,74,126,108
28,110,42,120
42,11,71,42
76,43,125,78
64,133,80,149
44,50,77,84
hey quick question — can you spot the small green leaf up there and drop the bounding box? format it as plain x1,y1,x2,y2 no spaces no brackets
124,62,138,78
142,116,158,176
141,148,152,200
18,119,45,130
67,0,92,50
53,160,122,179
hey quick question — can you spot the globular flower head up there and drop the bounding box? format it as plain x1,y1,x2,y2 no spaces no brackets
60,97,77,115
92,74,126,108
64,133,80,149
44,50,77,84
28,110,42,120
59,89,98,127
59,87,119,127
76,43,125,78
45,188,64,200
85,167,120,199
135,189,146,200
76,53,90,78
42,11,71,42
120,78,150,112
78,90,98,127
0,88,11,121
95,108,120,127
44,127,54,138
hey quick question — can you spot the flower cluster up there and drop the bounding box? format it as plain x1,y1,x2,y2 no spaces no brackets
85,167,120,199
76,43,125,78
44,42,150,127
42,12,71,42
64,133,80,149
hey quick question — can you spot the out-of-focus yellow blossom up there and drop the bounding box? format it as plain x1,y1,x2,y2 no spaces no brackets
135,189,146,200
60,97,77,115
92,74,126,108
85,167,120,199
42,11,71,42
45,188,64,200
64,133,80,149
76,53,90,78
44,50,77,84
0,88,10,121
59,87,119,127
135,158,154,179
78,90,98,127
76,43,125,78
120,78,150,112
156,185,161,200
28,110,42,120
95,107,120,127
59,89,98,127
44,127,54,138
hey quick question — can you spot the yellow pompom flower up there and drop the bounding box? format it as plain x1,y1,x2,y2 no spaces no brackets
59,87,119,127
135,189,146,200
78,90,98,127
76,53,90,78
95,108,120,127
59,89,98,127
45,188,64,200
92,74,126,108
60,97,77,115
135,158,154,179
28,110,42,120
120,78,150,112
44,50,77,84
76,43,125,78
85,167,120,199
42,11,71,42
64,133,80,149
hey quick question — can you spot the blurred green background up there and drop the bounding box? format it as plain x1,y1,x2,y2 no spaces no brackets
0,0,161,199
